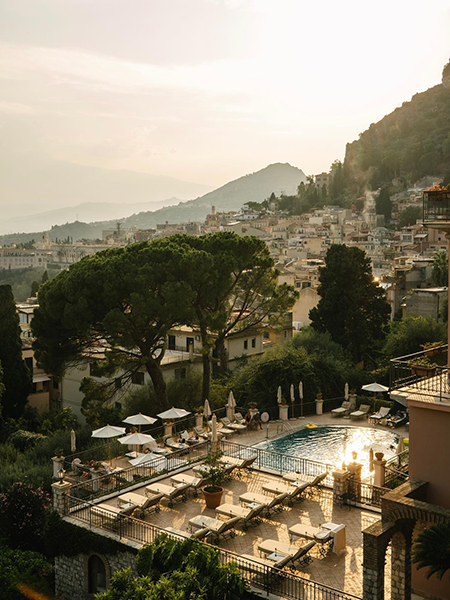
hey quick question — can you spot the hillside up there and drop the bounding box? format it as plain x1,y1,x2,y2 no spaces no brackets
344,82,450,189
0,163,306,244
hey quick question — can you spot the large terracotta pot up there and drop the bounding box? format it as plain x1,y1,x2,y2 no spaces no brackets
203,486,224,509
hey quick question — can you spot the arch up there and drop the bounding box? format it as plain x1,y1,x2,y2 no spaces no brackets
86,554,110,595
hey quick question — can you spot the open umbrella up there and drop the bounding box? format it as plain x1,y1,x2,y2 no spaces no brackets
118,432,156,456
361,383,389,393
277,386,282,404
129,452,166,469
123,413,157,432
91,424,126,463
157,407,191,420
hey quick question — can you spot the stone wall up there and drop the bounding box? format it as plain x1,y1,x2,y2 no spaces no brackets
55,550,138,600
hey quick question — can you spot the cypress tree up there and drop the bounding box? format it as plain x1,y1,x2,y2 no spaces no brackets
0,285,31,419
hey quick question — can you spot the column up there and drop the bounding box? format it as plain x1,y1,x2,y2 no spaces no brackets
390,531,412,600
279,404,289,421
52,480,72,516
373,453,386,488
347,460,363,502
52,455,65,480
332,469,349,505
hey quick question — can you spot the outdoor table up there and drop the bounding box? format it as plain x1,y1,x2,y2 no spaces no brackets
267,551,288,562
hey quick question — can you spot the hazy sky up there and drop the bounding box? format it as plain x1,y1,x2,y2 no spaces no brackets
1,0,449,189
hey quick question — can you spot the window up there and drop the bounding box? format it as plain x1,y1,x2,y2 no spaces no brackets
168,335,176,350
186,337,194,352
244,340,248,350
175,367,186,380
88,555,107,594
131,372,144,385
263,332,270,339
251,338,256,348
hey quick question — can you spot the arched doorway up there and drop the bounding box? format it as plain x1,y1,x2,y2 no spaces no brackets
88,554,107,594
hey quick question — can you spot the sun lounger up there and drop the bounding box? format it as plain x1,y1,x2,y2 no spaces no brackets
369,406,391,424
258,539,316,567
171,473,204,497
239,491,287,516
215,502,265,530
145,482,191,508
165,526,211,541
240,552,293,580
386,411,408,428
193,426,209,439
350,404,370,420
91,502,136,530
165,437,189,451
189,515,241,542
221,417,247,433
143,440,172,455
117,491,163,515
331,401,350,417
234,412,246,425
207,420,234,438
262,480,309,505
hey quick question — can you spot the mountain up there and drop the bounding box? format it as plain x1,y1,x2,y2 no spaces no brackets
0,157,212,219
0,162,307,244
0,198,182,235
119,162,307,230
344,81,450,189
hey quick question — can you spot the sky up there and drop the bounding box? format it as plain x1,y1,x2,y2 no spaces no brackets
1,0,449,194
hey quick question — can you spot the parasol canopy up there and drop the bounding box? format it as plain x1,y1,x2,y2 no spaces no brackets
70,429,76,453
91,425,126,439
227,391,236,408
123,413,157,427
118,432,156,445
361,383,389,393
129,452,166,468
203,399,212,419
157,407,191,420
290,384,295,403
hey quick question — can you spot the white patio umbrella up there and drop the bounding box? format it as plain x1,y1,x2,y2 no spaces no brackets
129,452,166,469
290,384,295,419
344,383,349,401
369,448,374,472
277,386,282,404
361,383,389,393
396,436,405,455
91,424,126,463
118,432,157,458
157,407,191,420
299,381,304,419
123,413,157,432
226,391,236,421
211,414,219,454
70,429,77,453
203,399,212,419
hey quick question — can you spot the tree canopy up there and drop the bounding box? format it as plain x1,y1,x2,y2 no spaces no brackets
0,285,31,420
432,249,448,287
383,316,447,359
309,244,390,364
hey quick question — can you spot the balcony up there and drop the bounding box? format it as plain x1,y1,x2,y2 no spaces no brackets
390,344,450,405
423,189,450,229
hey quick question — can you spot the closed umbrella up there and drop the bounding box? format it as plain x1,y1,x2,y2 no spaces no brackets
290,384,295,419
396,436,405,455
123,413,157,432
226,391,236,421
203,399,212,419
369,448,374,472
211,414,219,454
277,386,282,404
299,381,304,419
70,429,76,453
344,383,349,401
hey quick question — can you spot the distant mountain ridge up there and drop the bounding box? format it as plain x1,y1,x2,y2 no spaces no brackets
0,163,307,244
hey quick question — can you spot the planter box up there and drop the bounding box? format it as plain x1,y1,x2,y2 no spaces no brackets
411,365,436,379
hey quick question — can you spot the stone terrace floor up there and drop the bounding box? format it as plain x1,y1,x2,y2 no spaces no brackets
91,466,381,597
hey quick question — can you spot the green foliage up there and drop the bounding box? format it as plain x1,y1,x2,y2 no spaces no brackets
432,249,448,286
7,429,46,452
412,522,450,581
376,188,392,221
199,452,228,492
0,546,55,600
309,245,390,364
80,377,123,428
398,206,422,228
227,339,348,410
0,481,51,551
383,316,447,359
44,511,129,558
0,285,31,419
0,266,60,302
344,83,450,188
30,281,39,297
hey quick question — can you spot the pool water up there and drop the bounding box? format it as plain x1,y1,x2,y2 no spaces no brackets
254,425,400,479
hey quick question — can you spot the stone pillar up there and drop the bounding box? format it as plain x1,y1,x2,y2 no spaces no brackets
332,469,349,505
164,421,174,437
348,392,357,412
347,460,363,502
363,532,386,600
52,480,72,516
315,398,323,415
90,468,102,492
52,455,65,480
279,404,289,421
373,454,386,488
195,413,203,429
390,532,412,600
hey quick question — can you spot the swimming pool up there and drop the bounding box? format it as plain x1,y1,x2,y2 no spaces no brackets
254,425,400,480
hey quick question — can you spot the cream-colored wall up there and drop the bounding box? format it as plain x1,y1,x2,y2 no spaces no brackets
292,287,319,326
226,334,263,362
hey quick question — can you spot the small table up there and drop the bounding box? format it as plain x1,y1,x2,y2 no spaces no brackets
189,515,223,533
266,551,287,562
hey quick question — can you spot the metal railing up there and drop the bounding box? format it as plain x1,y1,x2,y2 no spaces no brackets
389,345,449,401
67,501,361,600
347,479,389,509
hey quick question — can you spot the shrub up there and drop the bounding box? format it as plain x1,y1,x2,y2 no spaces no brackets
0,546,55,600
7,430,46,452
0,481,51,551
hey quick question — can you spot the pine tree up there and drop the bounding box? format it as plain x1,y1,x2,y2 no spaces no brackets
0,285,31,419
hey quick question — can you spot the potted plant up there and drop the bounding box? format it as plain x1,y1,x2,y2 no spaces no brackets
421,341,443,357
199,452,228,509
54,448,64,458
248,402,258,417
315,392,324,415
409,356,438,378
